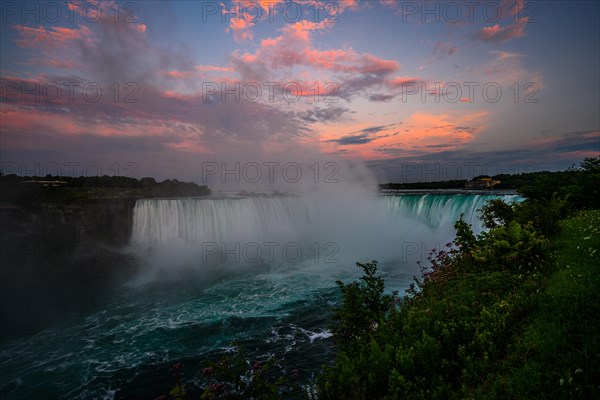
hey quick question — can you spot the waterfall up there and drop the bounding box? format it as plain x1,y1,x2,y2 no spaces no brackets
131,196,314,250
381,194,522,230
131,194,521,254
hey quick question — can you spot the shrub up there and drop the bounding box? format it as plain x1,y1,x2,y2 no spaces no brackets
331,261,397,351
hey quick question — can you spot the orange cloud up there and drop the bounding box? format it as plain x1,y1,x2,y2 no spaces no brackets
225,0,357,43
321,112,488,159
13,24,92,49
339,0,360,11
225,0,284,43
471,17,528,44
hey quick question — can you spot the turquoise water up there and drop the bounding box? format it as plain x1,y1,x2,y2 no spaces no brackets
0,194,520,399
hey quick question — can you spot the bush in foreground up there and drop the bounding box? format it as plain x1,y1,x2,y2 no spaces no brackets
317,214,550,400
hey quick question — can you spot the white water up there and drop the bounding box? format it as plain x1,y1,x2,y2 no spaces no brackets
130,194,521,274
0,193,522,400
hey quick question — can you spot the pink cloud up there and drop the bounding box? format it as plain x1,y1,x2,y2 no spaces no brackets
13,24,92,49
227,20,406,101
324,112,488,160
228,16,255,42
500,0,527,20
196,65,234,72
224,0,285,43
471,17,529,44
233,21,399,78
388,76,421,87
163,65,233,80
379,0,397,9
339,0,360,11
224,0,357,43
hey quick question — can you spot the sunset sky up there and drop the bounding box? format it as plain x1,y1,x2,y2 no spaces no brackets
1,0,599,183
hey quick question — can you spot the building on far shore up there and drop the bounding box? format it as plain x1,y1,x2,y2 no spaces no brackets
19,180,68,187
465,177,501,189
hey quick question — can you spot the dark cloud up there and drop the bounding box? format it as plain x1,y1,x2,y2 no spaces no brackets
327,124,399,145
330,133,376,145
297,106,351,123
547,130,600,153
366,133,600,183
368,93,396,102
432,42,458,59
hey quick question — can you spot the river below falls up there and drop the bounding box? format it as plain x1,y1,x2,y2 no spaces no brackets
0,193,520,399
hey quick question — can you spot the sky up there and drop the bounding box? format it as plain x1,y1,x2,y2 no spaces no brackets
1,0,599,184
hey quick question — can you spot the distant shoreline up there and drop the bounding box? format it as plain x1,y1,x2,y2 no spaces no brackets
380,188,519,196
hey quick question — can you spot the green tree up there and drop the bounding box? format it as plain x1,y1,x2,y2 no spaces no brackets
332,261,397,351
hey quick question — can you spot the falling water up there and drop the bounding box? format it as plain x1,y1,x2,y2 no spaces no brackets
0,193,521,400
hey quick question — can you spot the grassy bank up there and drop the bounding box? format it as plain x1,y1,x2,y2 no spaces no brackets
479,210,600,399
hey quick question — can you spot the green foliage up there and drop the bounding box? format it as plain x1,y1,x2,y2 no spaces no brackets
514,195,568,236
479,198,517,229
516,157,600,212
199,348,291,400
331,261,398,351
480,195,568,237
162,347,306,400
470,221,547,272
317,196,572,399
453,215,477,252
0,174,210,206
580,156,600,173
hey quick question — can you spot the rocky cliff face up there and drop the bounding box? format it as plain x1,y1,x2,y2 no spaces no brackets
38,199,136,244
0,199,140,342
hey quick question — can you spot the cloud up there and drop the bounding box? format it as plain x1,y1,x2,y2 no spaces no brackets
297,106,351,123
12,23,94,68
465,50,543,90
367,138,599,183
326,124,399,145
368,93,397,102
230,20,401,100
489,50,524,60
537,130,600,154
470,17,529,44
366,127,599,183
13,24,93,49
222,0,359,43
379,0,397,9
330,133,377,145
432,42,458,59
233,21,399,76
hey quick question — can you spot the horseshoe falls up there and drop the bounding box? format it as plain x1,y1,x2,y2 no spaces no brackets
0,193,520,400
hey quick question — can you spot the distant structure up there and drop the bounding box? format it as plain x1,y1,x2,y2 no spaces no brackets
465,177,501,189
20,180,67,187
